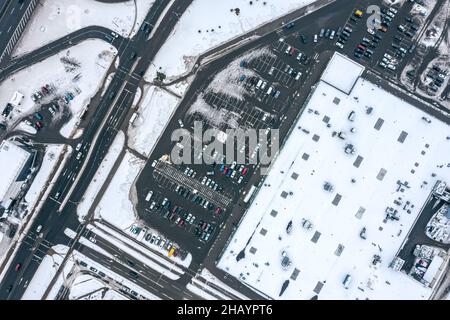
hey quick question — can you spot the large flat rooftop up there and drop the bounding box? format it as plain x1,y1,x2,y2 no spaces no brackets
0,140,30,203
218,53,450,300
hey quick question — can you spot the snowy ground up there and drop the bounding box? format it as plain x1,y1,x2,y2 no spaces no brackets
144,0,317,82
69,274,126,300
94,151,144,229
22,244,71,299
0,39,116,138
185,269,249,300
77,131,125,222
13,0,155,57
127,85,180,157
23,244,159,300
218,54,450,300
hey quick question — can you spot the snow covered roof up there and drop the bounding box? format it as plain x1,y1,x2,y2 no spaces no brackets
0,141,30,203
423,255,444,284
320,52,364,94
218,68,450,300
10,91,24,107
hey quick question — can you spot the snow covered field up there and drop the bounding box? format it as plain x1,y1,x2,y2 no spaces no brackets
94,151,144,229
218,53,450,300
68,274,126,300
13,0,155,57
0,39,116,138
77,131,125,222
127,85,180,157
22,244,71,299
145,0,317,82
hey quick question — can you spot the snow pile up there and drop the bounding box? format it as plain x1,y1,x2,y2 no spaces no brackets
77,131,125,222
417,0,447,48
127,85,180,157
94,151,144,230
187,94,241,130
208,48,274,100
145,0,317,81
13,0,155,56
0,39,116,138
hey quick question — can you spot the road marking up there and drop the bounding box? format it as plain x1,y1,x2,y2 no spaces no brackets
7,25,12,33
10,7,15,15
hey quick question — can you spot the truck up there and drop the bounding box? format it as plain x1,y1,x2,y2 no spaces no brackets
129,112,138,126
145,191,153,201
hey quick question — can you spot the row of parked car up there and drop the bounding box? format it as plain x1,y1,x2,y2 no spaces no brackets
219,161,248,184
195,220,215,242
130,225,187,260
31,84,54,102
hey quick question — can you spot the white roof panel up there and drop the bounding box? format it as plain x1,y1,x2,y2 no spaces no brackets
321,52,364,94
0,141,30,202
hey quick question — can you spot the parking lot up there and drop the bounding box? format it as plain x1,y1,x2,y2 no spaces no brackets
133,0,434,260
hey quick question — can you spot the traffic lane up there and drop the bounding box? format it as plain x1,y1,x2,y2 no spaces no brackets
75,241,193,300
1,234,49,300
0,26,129,82
0,0,33,62
79,229,186,283
0,0,195,298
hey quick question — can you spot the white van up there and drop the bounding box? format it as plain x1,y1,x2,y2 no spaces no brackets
256,79,263,89
266,86,273,95
145,191,153,201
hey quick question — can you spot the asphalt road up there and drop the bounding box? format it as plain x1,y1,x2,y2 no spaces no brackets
0,0,37,65
0,0,194,299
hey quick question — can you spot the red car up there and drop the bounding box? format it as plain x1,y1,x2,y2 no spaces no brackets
242,167,248,175
357,44,366,51
177,219,185,227
15,263,21,271
223,167,229,174
215,207,222,216
35,121,43,129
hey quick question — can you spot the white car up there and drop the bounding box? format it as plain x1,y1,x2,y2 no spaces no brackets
36,225,42,233
285,45,292,54
379,62,387,68
384,53,393,60
335,41,344,49
367,28,375,35
75,143,82,151
386,11,395,18
89,236,96,243
313,34,318,43
24,120,32,126
48,107,55,117
387,64,396,71
178,119,184,127
295,72,301,81
388,7,398,14
76,152,82,160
